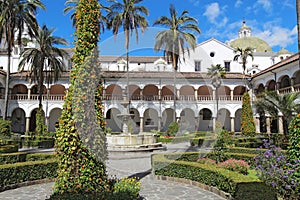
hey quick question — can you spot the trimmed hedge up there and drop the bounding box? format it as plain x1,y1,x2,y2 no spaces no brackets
0,159,57,187
0,152,27,164
26,153,55,161
152,153,276,200
0,145,19,153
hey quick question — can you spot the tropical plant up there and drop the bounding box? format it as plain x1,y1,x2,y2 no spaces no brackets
0,0,45,120
53,0,108,196
207,64,226,116
288,113,300,164
255,91,300,134
233,47,254,76
241,92,256,136
18,25,67,109
107,0,148,99
153,4,200,71
153,4,200,122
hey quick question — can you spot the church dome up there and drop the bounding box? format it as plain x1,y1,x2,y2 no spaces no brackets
230,37,272,52
277,47,291,55
230,20,272,53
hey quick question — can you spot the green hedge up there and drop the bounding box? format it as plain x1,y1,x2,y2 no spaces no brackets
26,153,55,161
0,159,57,187
152,154,276,200
0,145,19,153
0,152,27,164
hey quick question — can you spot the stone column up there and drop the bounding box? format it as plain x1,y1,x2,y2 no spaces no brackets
212,117,216,133
230,89,234,101
194,89,198,101
255,114,260,133
195,116,199,132
212,89,216,100
278,113,284,134
140,117,144,133
230,117,235,133
27,88,31,100
45,116,50,132
25,117,30,133
157,117,161,131
291,77,295,92
276,82,281,94
158,88,161,100
266,114,271,134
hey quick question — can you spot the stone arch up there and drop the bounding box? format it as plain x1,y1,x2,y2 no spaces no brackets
11,108,26,134
143,84,158,101
12,84,27,94
50,84,66,94
31,84,47,94
179,85,194,101
197,85,213,100
161,85,174,100
279,75,290,89
161,108,175,131
105,108,122,132
234,109,242,132
198,108,213,131
143,108,159,132
129,108,140,133
179,108,195,132
29,108,45,132
48,108,62,132
266,80,276,91
128,84,141,100
233,85,246,95
217,108,231,131
256,83,265,94
105,84,122,100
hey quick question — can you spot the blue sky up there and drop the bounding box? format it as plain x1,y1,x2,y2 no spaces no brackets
37,0,297,56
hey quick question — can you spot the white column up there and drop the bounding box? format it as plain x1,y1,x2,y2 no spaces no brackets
140,117,144,133
266,114,271,134
194,89,198,101
157,117,161,131
255,114,260,133
212,117,216,132
278,113,284,134
230,117,235,133
230,89,234,101
25,117,30,133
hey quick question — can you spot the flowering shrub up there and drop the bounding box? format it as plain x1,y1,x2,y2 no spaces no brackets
196,157,216,165
113,177,141,199
254,141,300,199
218,158,249,175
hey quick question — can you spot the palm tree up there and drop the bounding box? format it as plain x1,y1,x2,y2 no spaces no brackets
207,64,226,119
0,0,45,120
18,25,68,110
153,4,200,71
255,91,300,135
106,0,148,103
153,4,200,122
64,0,109,32
233,47,254,76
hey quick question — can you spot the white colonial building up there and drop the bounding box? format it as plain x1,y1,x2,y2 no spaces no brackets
0,21,297,134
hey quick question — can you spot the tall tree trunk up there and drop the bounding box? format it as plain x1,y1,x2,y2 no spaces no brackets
38,65,44,109
3,44,11,120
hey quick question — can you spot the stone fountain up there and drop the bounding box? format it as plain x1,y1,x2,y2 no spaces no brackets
106,99,164,152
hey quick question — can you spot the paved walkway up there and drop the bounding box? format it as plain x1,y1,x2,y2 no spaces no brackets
0,143,224,200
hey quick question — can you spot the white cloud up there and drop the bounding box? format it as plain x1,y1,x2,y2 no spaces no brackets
234,0,243,8
203,3,220,23
255,25,297,48
255,0,273,13
189,0,200,7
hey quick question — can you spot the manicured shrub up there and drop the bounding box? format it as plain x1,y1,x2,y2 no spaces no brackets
26,153,55,161
166,122,178,136
0,159,57,187
0,119,11,137
0,145,18,153
0,152,27,164
288,113,300,163
218,158,249,175
241,92,256,136
152,153,276,199
196,157,216,165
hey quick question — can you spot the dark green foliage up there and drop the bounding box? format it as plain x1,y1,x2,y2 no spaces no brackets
166,122,178,136
241,92,256,135
152,153,276,199
35,108,47,135
0,145,19,153
288,114,300,162
213,127,233,163
0,119,11,137
0,159,57,187
53,0,108,195
26,153,55,161
0,152,27,164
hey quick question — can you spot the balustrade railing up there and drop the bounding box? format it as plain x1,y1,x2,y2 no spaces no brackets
278,86,292,94
9,94,65,101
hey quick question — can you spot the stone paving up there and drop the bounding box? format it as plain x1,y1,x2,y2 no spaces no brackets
0,142,224,200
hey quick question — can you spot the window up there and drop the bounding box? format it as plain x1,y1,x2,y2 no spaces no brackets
210,52,215,57
224,61,230,72
195,60,201,72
